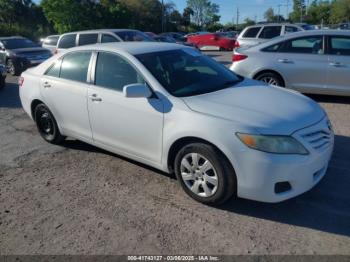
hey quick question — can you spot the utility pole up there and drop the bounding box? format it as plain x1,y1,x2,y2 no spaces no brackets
236,7,239,27
161,0,165,32
286,0,290,21
278,4,282,22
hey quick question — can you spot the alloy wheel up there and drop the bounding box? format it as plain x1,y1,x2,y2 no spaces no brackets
180,153,218,197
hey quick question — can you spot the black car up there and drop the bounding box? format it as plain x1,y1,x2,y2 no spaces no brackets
153,35,197,48
159,32,187,42
0,64,6,89
0,37,52,76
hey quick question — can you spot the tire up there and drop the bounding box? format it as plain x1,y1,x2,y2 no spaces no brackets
174,143,236,205
0,76,5,90
34,103,65,144
6,59,21,76
255,72,284,87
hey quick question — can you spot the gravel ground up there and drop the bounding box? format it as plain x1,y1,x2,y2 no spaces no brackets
1,51,350,255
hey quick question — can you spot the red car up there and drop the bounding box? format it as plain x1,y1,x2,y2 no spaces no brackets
187,33,236,51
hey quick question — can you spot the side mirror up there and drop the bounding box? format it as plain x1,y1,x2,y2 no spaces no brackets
123,83,152,98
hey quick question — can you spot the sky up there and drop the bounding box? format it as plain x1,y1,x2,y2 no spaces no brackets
33,0,298,24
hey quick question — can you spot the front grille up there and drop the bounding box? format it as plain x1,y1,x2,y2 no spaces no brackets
302,129,331,151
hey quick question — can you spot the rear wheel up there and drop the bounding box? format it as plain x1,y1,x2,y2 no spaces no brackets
34,103,65,144
255,72,284,87
6,59,20,76
0,76,5,89
174,143,236,205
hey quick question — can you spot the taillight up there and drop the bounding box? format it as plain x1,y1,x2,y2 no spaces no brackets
234,41,240,48
232,54,248,62
18,76,24,87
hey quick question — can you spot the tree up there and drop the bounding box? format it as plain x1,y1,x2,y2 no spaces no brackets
289,0,306,22
186,0,220,28
182,7,194,27
264,7,275,22
330,0,350,24
306,0,331,25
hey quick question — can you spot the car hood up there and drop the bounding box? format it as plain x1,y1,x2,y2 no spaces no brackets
182,79,325,135
9,47,50,55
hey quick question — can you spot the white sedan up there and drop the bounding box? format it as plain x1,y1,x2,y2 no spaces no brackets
19,42,334,204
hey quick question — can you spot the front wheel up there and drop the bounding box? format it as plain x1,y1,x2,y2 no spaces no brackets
174,143,236,205
34,103,65,144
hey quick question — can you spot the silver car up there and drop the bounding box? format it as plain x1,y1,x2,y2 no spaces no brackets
231,30,350,96
235,23,303,49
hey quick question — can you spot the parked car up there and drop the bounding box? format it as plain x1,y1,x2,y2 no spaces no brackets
56,29,154,53
235,23,304,49
231,30,350,96
338,23,350,30
0,64,6,89
41,35,60,54
144,32,157,38
19,42,333,204
295,23,316,30
187,33,236,51
159,32,186,42
0,36,52,76
153,35,197,48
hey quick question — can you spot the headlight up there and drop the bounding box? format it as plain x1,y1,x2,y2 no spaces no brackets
236,133,309,155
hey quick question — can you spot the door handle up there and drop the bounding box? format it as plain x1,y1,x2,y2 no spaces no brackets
43,81,51,88
89,94,102,102
278,59,293,64
329,62,344,67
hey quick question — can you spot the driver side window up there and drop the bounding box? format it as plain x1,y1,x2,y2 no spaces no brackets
94,52,144,92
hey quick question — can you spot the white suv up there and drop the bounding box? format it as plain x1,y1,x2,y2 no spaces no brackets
235,23,303,48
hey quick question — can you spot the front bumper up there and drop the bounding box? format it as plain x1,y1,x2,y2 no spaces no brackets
233,117,334,203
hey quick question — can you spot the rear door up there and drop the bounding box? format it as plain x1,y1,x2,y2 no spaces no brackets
41,51,93,140
326,35,350,94
275,35,328,93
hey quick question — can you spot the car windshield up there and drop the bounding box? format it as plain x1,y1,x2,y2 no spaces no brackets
115,31,153,42
2,38,39,49
136,49,242,97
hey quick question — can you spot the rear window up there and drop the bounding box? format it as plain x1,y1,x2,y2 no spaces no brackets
60,52,91,82
101,34,119,43
43,36,59,46
78,34,98,46
58,34,77,49
259,26,281,39
115,31,153,42
330,36,350,56
243,27,261,38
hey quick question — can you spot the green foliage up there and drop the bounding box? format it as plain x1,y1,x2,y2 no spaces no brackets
264,7,285,22
186,0,220,28
0,0,52,40
330,0,350,24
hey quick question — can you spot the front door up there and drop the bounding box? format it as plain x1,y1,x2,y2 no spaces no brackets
87,52,164,163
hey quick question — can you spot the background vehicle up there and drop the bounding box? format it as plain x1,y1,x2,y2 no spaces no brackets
0,64,6,89
159,32,186,42
187,33,236,51
41,35,60,54
218,31,239,39
56,29,154,53
295,23,316,30
153,35,197,48
231,30,350,96
235,23,304,48
338,23,350,30
0,36,52,76
19,42,333,205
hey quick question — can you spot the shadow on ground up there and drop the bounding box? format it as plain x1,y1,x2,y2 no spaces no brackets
308,94,350,104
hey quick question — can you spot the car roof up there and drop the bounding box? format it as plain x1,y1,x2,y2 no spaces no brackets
245,29,350,50
0,36,26,40
60,29,140,35
67,42,186,55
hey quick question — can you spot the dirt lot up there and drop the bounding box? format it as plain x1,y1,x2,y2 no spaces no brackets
1,51,350,255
